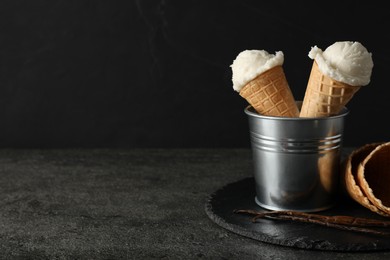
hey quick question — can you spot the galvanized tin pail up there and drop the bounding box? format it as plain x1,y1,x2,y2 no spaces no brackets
245,102,349,212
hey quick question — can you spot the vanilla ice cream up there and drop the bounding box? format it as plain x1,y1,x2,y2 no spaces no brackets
230,50,284,92
308,41,373,86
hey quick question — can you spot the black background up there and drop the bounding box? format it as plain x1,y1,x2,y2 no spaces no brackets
0,0,389,148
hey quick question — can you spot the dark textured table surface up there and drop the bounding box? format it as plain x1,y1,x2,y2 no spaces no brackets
1,148,390,259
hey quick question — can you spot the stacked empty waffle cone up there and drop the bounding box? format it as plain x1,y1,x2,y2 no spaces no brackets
230,42,390,217
343,142,390,216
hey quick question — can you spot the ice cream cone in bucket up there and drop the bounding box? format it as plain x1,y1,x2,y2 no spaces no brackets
239,66,299,117
300,41,373,118
357,142,390,215
300,61,360,117
231,50,299,117
343,143,390,217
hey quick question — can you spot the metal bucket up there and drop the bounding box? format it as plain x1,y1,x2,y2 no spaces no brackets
245,102,349,212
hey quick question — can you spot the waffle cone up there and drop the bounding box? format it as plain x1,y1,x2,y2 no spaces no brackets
357,142,390,215
239,66,299,117
342,143,390,217
300,61,361,118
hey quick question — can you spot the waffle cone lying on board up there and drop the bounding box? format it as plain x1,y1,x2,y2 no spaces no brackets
300,61,360,117
357,142,390,215
231,50,299,117
300,41,373,118
343,142,390,217
239,65,299,117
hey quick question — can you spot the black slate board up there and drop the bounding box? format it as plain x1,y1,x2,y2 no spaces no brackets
205,177,390,252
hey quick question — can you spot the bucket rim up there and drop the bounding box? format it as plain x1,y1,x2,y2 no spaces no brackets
244,101,349,121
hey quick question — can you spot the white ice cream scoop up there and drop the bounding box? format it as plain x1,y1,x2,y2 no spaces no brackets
308,41,373,87
230,50,284,92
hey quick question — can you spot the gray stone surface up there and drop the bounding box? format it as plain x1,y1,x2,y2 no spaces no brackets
0,148,389,259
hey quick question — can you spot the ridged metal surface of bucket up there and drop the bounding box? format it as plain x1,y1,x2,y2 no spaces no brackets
245,104,349,212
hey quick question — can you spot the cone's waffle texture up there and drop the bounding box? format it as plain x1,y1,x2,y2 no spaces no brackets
343,143,390,217
239,66,299,117
357,142,390,215
300,61,361,117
